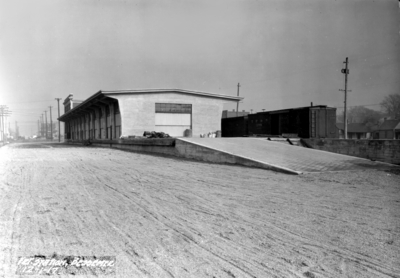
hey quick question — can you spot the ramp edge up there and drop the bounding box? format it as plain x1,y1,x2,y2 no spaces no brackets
177,138,302,175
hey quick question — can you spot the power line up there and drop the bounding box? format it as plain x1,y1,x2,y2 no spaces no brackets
10,111,41,113
6,100,55,104
10,108,45,111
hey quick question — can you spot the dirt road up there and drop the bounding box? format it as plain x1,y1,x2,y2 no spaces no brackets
0,142,399,278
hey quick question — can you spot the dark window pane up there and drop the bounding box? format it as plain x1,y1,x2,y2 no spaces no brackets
155,103,192,113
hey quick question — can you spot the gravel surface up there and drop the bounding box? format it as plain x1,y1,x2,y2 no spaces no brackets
0,142,399,278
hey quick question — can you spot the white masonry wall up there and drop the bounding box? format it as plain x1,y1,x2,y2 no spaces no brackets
107,92,236,137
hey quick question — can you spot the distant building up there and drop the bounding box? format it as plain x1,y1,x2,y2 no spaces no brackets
336,123,371,139
58,89,241,139
63,94,84,113
222,109,250,118
395,122,400,139
371,119,400,139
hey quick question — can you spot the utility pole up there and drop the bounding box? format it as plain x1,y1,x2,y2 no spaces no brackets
41,114,44,137
55,98,61,142
236,83,240,117
0,105,11,143
340,57,350,139
15,121,18,139
0,108,3,142
44,111,48,140
49,106,53,140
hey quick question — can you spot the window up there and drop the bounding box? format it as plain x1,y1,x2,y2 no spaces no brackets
155,103,192,113
106,106,110,116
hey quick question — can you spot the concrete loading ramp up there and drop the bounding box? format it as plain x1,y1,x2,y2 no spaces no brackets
177,138,399,174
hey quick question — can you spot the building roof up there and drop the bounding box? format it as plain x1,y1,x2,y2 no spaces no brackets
369,124,380,132
102,89,243,101
63,94,84,105
59,89,243,121
256,105,336,115
377,119,400,130
222,110,250,118
63,94,73,105
336,123,370,133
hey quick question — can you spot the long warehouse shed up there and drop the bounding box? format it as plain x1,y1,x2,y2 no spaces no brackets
58,89,242,139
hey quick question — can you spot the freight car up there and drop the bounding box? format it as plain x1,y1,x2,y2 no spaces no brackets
221,105,337,138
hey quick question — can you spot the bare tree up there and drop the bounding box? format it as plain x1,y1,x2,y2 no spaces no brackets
380,94,400,119
337,106,382,127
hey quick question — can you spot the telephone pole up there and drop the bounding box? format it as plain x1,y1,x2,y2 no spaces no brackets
15,121,18,139
236,83,241,117
55,98,61,142
44,111,48,140
341,57,349,139
0,107,3,142
49,106,53,140
0,106,4,142
0,105,11,143
41,114,44,137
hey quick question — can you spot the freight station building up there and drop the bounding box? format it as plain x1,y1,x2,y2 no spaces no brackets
58,89,242,140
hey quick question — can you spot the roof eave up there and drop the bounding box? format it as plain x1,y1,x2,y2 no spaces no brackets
102,89,243,101
58,91,103,121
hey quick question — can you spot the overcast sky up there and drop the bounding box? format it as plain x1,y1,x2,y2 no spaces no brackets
0,0,399,136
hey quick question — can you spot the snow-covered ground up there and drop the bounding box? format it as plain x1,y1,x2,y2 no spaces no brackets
0,142,399,278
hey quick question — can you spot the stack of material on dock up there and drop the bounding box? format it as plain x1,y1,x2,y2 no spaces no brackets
143,131,171,138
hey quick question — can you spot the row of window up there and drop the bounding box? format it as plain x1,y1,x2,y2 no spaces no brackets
155,103,192,114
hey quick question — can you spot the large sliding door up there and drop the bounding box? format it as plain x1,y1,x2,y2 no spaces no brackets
155,103,192,137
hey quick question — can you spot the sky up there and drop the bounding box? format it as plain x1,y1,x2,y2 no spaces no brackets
0,0,399,137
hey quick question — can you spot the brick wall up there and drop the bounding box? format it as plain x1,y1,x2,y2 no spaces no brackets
303,139,400,165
